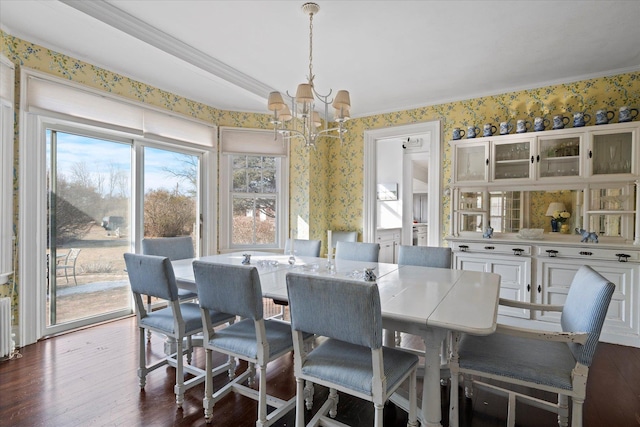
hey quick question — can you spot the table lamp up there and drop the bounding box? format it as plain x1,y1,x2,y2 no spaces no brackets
545,202,566,232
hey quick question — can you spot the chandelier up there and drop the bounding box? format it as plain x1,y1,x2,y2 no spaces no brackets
267,2,351,149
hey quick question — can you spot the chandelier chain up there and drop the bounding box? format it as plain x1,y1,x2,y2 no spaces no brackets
308,11,314,85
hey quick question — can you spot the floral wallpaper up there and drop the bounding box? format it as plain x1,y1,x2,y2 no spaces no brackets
1,29,640,321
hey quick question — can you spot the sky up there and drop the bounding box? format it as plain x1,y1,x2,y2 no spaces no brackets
47,131,196,195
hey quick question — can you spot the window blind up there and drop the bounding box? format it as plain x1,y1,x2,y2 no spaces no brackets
220,127,288,156
25,72,216,147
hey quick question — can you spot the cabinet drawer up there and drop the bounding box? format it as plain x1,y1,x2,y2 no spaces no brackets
451,241,531,256
536,245,640,262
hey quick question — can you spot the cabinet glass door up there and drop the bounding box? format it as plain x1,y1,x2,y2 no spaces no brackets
591,130,633,176
587,185,635,238
538,135,581,178
454,143,487,182
493,140,531,180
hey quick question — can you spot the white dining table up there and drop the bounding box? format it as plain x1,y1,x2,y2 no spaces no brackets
172,251,501,427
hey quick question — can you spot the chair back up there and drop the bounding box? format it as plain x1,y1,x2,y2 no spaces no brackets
561,265,615,366
124,253,179,301
192,261,263,320
284,239,321,257
398,245,451,268
66,248,81,264
142,236,194,260
335,241,380,262
286,273,382,349
330,231,358,248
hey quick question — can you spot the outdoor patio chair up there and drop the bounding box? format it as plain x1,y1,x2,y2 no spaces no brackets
286,272,419,427
56,248,81,286
448,265,615,427
123,253,235,407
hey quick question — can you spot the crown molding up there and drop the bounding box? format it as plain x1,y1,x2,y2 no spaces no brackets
60,0,273,103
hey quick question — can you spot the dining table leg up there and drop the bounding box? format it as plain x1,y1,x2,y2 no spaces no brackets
422,327,447,427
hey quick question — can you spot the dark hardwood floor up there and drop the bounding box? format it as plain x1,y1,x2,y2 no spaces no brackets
1,315,639,427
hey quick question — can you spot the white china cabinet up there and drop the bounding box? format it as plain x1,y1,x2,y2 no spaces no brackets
448,121,640,347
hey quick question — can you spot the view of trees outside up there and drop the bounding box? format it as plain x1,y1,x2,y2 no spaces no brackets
231,155,277,245
144,147,198,238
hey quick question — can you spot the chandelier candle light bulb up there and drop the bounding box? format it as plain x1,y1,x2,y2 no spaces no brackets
267,2,351,149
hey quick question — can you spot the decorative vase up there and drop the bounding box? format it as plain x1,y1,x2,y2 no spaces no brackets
561,223,570,234
550,218,559,232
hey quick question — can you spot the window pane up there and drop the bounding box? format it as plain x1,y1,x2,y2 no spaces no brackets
232,168,247,192
232,196,276,245
247,170,263,193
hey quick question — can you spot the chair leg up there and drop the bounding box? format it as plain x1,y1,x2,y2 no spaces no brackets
373,402,384,427
304,380,315,410
72,268,77,286
138,327,147,388
204,348,214,423
328,388,339,418
227,355,236,379
186,336,193,365
295,377,306,427
174,337,185,407
256,363,268,427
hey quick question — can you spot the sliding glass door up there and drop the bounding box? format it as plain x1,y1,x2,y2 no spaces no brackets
46,129,132,329
45,129,204,333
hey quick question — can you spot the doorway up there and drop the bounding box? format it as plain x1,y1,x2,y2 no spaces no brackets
363,121,442,246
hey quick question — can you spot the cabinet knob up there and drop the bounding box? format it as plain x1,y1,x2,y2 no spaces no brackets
459,245,469,252
485,158,489,166
527,284,531,292
579,251,593,256
546,249,558,257
538,285,541,293
513,248,524,256
530,155,534,164
589,150,593,159
484,246,495,250
616,253,630,262
536,154,540,163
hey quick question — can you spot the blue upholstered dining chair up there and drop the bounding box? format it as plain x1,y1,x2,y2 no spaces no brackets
141,236,199,339
396,245,453,347
284,238,322,257
193,261,311,426
397,245,452,269
286,272,419,427
273,239,323,320
330,231,358,248
448,265,615,427
334,241,380,262
141,236,198,299
123,253,235,407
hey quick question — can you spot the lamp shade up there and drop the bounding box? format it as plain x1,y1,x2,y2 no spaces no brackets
312,111,322,128
279,104,292,122
332,90,351,109
334,107,350,122
267,91,285,111
295,83,314,103
545,202,566,216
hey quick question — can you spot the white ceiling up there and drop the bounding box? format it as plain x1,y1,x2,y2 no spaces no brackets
2,1,640,118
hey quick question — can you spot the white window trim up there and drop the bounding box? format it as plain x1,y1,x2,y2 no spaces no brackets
0,55,14,286
218,128,289,252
